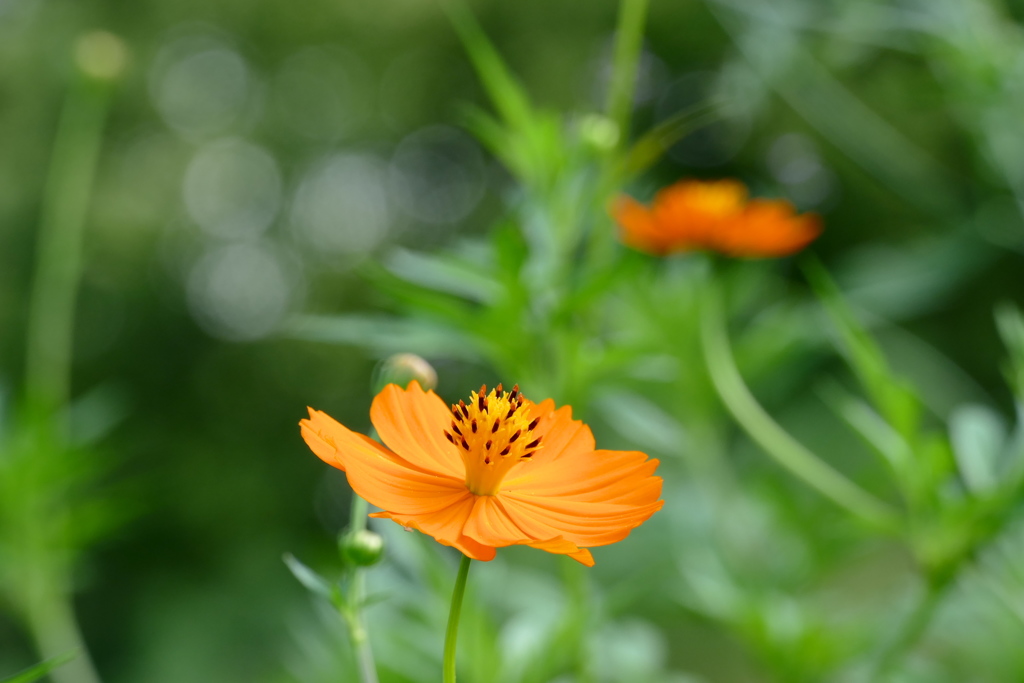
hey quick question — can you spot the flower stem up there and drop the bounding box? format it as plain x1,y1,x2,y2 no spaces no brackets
25,65,111,418
699,280,901,531
443,555,473,683
343,491,378,683
16,39,119,683
606,0,649,144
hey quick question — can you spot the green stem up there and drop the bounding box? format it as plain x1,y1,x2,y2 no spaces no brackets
25,76,109,418
340,569,378,683
699,281,901,531
23,588,98,683
606,0,649,144
17,41,118,683
443,555,473,683
345,491,377,683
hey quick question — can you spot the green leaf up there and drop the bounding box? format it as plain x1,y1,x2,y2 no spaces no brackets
383,248,502,305
283,553,335,600
619,100,721,176
996,303,1024,400
818,380,913,478
949,404,1006,495
803,257,922,440
1,652,76,683
444,1,532,132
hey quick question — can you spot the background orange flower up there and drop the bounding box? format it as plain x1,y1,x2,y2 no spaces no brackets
613,179,821,257
300,382,663,566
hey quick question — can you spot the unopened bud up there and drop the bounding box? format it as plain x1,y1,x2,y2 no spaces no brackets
373,353,438,393
578,114,620,153
75,31,128,83
339,529,385,567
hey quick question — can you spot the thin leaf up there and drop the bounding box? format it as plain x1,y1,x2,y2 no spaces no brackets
383,248,502,305
1,652,76,683
444,1,532,131
818,380,913,478
996,303,1024,400
949,404,1006,495
283,553,335,600
620,100,722,176
803,257,922,441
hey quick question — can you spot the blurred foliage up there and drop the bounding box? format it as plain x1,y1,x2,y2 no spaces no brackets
3,0,1024,682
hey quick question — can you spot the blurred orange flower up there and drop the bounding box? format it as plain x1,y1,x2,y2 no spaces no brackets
300,382,663,566
612,178,821,257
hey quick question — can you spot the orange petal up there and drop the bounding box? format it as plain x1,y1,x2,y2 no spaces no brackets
461,496,592,564
719,199,821,257
517,400,596,469
497,485,663,548
300,408,467,516
529,541,594,567
371,499,497,561
654,178,747,249
370,381,466,478
507,448,661,504
612,195,673,255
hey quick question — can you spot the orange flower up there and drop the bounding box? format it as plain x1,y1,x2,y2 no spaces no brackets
612,178,821,257
300,382,663,566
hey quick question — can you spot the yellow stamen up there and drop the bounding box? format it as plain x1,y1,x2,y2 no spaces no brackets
449,383,541,495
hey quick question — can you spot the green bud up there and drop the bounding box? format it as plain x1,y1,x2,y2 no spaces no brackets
339,529,385,567
578,114,620,153
372,353,438,393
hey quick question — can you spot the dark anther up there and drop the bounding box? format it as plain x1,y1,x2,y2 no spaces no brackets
499,445,511,456
525,438,541,449
485,440,492,450
506,406,516,419
509,384,520,401
478,393,486,411
452,423,462,436
444,431,455,443
461,438,470,450
521,452,534,459
528,417,540,431
509,430,521,443
451,405,463,421
496,383,504,398
484,456,491,464
491,419,500,433
459,401,470,419
471,419,478,433
479,383,487,396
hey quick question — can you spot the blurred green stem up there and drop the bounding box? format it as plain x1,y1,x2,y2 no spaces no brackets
443,555,472,683
699,281,901,531
606,0,648,143
341,566,378,683
346,426,378,683
25,78,109,418
18,54,116,683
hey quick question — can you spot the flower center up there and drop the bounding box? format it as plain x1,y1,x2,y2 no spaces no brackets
444,384,542,496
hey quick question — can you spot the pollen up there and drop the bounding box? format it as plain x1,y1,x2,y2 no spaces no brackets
449,383,542,496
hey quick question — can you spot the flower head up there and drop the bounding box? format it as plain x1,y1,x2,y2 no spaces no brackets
612,178,820,258
300,382,663,566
